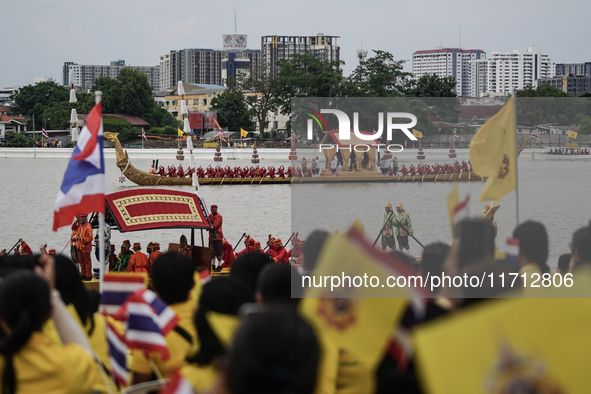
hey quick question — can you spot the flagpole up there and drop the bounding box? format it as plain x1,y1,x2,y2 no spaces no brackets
513,95,519,227
96,90,106,294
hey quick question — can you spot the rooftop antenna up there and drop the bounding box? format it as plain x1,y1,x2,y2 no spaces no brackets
356,42,367,64
234,7,237,34
459,23,461,48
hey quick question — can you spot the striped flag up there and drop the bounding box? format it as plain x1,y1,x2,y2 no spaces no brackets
42,128,49,138
505,237,520,265
101,273,147,315
123,289,179,360
105,318,130,387
142,128,147,140
53,100,104,230
161,370,193,394
532,131,542,142
453,129,460,140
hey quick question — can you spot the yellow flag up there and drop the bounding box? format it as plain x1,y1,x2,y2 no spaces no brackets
414,295,591,394
568,129,578,139
206,312,240,348
240,128,248,138
178,127,184,136
469,96,516,202
447,185,459,237
299,232,411,373
413,129,423,138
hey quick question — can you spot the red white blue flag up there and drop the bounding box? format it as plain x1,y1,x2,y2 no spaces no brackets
53,101,104,231
105,318,130,387
532,131,542,142
102,273,147,315
161,370,193,394
142,128,147,140
120,289,179,360
454,129,460,140
42,128,49,138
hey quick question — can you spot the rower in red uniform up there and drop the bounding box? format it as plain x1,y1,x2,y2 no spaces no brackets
14,239,33,255
236,237,257,258
157,166,166,176
221,239,235,268
268,237,289,264
287,239,305,264
127,242,149,273
177,165,185,178
148,243,162,275
208,205,224,272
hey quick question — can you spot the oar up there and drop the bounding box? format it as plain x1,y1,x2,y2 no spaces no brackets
372,213,395,247
233,233,246,252
284,232,296,247
60,239,71,254
263,234,272,252
394,220,425,249
7,239,21,254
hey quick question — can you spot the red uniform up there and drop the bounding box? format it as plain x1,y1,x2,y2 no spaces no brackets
76,221,93,278
221,239,235,268
127,251,149,273
148,249,162,275
208,212,223,242
268,238,289,264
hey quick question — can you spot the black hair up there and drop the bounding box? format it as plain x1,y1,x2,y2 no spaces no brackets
230,253,274,296
227,310,319,394
257,264,301,307
557,253,572,274
188,277,253,366
0,271,51,394
572,224,591,263
151,252,196,305
54,255,95,335
512,221,550,274
421,242,450,280
301,230,329,272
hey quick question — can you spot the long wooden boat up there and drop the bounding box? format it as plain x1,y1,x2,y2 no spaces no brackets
104,132,484,186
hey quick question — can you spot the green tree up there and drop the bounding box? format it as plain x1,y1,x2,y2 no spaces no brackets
343,50,413,97
232,68,279,134
579,116,591,134
410,74,457,97
516,84,571,97
273,53,344,115
210,88,255,132
10,81,69,129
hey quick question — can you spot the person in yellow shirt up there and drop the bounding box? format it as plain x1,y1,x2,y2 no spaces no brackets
131,252,199,384
0,255,99,394
512,221,551,279
182,277,253,392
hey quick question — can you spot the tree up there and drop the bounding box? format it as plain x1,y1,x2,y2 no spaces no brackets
10,81,69,129
233,68,279,134
516,84,571,97
410,74,457,97
273,53,344,115
210,88,255,132
343,50,413,97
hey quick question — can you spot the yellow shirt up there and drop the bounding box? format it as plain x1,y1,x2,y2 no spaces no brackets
0,331,98,394
87,314,125,393
181,362,218,392
131,299,198,378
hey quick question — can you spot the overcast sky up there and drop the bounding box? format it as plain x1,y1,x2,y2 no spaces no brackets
3,0,590,88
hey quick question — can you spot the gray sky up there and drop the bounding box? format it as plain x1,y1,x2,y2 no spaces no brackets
3,0,590,88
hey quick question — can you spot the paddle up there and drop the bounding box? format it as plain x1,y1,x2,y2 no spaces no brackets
7,239,21,254
284,232,296,247
372,213,396,247
373,213,425,249
233,233,246,252
60,239,71,255
263,234,272,252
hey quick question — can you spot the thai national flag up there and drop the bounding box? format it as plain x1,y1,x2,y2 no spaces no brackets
506,237,520,265
453,195,470,228
532,131,542,142
42,128,49,138
123,289,179,360
105,318,130,387
161,370,193,394
102,273,147,315
53,101,104,231
454,129,460,140
142,128,147,140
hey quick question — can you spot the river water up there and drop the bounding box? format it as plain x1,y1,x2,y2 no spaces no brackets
0,147,589,270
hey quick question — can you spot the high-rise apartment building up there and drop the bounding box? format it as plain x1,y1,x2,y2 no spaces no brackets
62,60,160,90
555,62,591,77
485,47,553,94
412,48,486,96
261,34,340,75
159,49,262,90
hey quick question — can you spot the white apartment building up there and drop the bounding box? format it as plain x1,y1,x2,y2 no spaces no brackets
412,48,486,96
471,47,554,95
62,60,161,90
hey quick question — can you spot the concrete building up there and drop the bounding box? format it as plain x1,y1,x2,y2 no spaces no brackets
485,47,553,94
537,76,591,95
159,49,262,90
412,48,486,96
62,60,161,90
0,86,20,107
555,62,591,77
261,34,340,75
